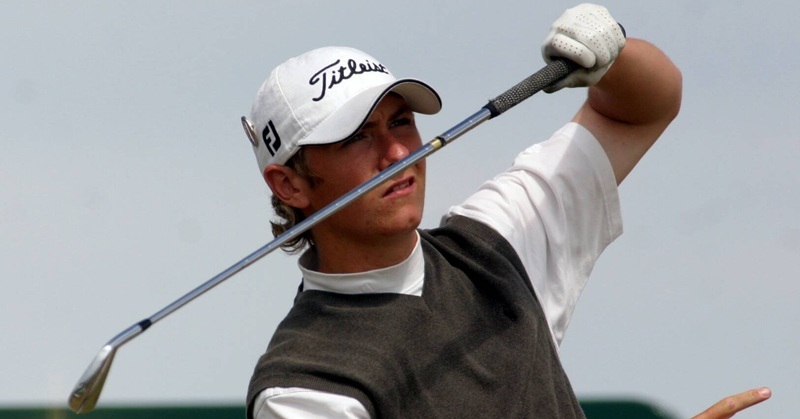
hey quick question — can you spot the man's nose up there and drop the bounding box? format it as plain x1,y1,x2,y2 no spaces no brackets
379,133,410,170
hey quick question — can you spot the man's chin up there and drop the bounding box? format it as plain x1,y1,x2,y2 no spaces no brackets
378,214,423,237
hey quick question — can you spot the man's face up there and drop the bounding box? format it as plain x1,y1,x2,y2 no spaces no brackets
299,94,426,245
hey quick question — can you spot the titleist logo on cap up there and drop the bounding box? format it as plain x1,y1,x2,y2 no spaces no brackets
309,58,389,102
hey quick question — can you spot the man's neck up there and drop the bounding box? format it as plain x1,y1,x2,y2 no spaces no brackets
309,230,419,274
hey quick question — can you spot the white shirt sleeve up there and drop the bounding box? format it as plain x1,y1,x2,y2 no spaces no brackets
445,122,622,346
253,387,370,419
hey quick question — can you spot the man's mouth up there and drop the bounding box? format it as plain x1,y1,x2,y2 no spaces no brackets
384,178,414,197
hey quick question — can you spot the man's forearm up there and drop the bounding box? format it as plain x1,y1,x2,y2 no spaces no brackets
588,38,682,127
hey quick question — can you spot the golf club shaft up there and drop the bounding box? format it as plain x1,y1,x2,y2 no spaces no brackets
129,57,579,337
70,57,579,413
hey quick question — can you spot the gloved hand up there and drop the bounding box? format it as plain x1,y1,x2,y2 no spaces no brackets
541,3,626,93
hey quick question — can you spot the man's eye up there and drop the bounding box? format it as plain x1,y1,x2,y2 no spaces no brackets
391,117,412,128
343,133,365,146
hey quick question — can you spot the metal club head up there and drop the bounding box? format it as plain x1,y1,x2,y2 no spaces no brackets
68,345,117,413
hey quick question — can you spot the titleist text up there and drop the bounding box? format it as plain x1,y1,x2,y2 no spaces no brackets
309,58,389,101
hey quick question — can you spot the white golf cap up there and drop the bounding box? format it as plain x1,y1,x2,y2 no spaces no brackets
242,46,442,174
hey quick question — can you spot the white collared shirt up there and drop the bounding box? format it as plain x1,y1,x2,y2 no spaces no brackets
299,234,425,297
254,123,622,419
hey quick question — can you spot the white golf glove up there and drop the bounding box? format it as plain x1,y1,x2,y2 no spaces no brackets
541,3,626,93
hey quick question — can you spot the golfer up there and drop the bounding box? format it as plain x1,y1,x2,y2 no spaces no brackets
241,4,769,418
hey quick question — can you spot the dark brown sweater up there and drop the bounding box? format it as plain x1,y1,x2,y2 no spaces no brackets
247,216,584,419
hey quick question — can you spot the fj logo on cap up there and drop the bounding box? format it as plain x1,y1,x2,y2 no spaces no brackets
262,120,282,157
309,58,389,102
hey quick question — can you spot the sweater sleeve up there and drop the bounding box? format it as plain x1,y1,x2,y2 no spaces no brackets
444,122,622,346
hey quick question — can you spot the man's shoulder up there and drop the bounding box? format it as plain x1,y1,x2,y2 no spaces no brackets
420,215,531,290
420,215,510,254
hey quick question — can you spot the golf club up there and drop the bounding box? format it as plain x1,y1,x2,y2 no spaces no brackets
68,57,582,414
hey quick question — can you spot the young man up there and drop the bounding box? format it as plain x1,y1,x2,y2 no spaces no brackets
241,4,769,418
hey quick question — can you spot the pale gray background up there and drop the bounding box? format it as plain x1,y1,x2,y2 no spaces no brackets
2,1,797,417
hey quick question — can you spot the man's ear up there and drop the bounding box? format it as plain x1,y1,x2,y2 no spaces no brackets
263,165,311,209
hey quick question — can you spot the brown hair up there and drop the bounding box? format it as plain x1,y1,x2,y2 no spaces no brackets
270,147,321,253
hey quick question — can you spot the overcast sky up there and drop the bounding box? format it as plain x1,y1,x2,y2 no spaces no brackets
2,1,797,417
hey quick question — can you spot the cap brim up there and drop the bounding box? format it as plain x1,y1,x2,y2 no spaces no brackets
298,79,441,147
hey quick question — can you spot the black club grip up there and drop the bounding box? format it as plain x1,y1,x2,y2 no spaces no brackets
483,23,625,118
484,59,582,118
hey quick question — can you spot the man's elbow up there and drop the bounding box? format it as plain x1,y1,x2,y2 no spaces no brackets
662,64,683,124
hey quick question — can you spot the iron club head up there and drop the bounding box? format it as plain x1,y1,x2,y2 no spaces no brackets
68,345,117,413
